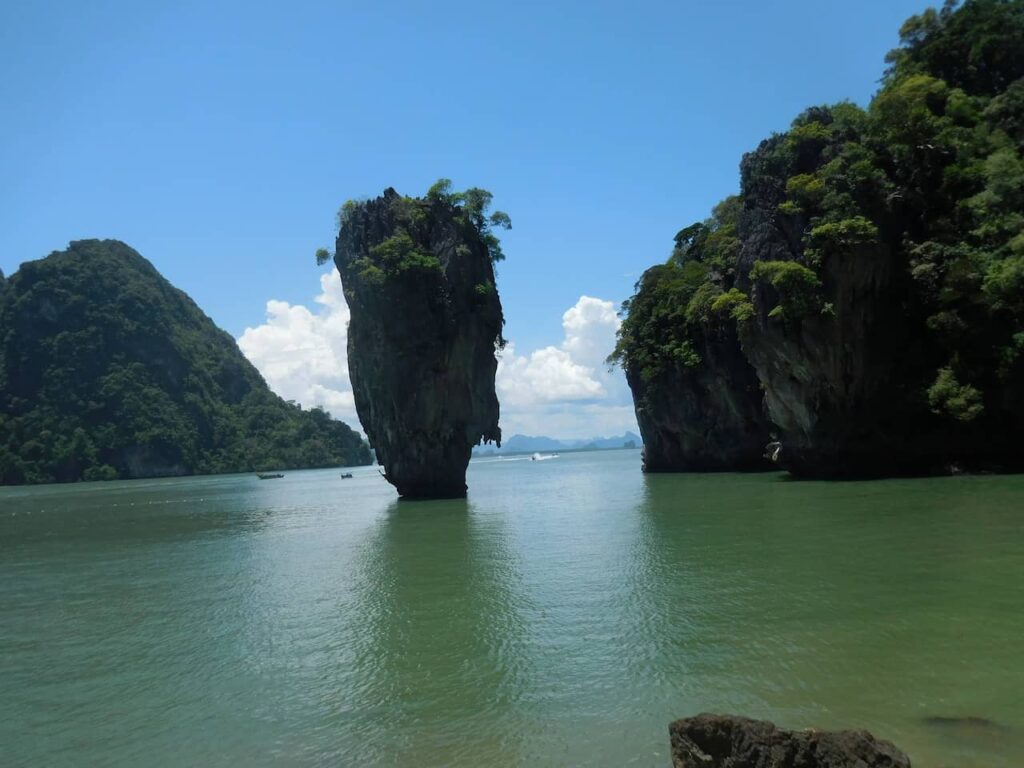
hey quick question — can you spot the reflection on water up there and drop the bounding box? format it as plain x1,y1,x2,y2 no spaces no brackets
1,455,1023,767
344,499,531,764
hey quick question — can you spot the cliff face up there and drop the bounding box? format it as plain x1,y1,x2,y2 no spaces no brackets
615,1,1024,478
626,282,770,472
0,240,372,485
334,187,504,498
735,133,931,477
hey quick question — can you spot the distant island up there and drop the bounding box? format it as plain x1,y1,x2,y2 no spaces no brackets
0,240,372,485
612,0,1024,479
472,432,640,456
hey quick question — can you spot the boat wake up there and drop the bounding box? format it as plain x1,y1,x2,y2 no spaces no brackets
472,453,561,464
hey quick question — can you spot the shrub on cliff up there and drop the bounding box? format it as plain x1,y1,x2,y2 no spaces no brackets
316,179,512,273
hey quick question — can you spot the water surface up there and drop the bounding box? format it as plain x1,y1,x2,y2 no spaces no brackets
2,450,1022,766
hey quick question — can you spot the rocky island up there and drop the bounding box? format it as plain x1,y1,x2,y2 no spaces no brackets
669,714,911,768
328,181,508,498
613,0,1024,478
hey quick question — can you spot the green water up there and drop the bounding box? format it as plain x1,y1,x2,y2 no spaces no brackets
2,450,1022,767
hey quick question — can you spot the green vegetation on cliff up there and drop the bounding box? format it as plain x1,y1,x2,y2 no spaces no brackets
0,240,372,485
613,0,1024,476
317,179,512,282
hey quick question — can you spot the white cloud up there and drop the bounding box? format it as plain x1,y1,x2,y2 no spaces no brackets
496,342,604,408
238,278,638,441
237,270,358,427
561,295,621,370
495,296,637,440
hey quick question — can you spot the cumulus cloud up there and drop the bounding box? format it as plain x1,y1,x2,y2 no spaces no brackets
237,270,357,426
561,295,621,369
238,278,638,441
496,343,604,408
495,296,637,439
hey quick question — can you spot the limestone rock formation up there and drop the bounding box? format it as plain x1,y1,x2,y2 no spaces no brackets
669,714,911,768
333,185,505,498
615,1,1024,479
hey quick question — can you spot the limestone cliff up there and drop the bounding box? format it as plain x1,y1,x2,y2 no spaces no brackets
611,200,773,473
333,185,504,498
624,270,770,472
734,130,934,478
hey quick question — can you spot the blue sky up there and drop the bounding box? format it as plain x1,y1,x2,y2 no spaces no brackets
1,0,928,437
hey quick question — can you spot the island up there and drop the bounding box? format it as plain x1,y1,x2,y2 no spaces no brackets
612,0,1024,478
0,240,371,484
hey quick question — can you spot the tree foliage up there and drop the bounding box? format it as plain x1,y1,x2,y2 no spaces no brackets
319,179,512,271
426,178,512,263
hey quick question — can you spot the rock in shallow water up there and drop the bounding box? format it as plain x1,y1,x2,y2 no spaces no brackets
669,713,911,768
334,187,504,499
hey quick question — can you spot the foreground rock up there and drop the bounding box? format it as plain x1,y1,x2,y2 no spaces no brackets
669,714,911,768
333,184,505,498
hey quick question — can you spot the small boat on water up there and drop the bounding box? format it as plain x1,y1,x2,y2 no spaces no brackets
339,472,353,479
256,472,284,480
